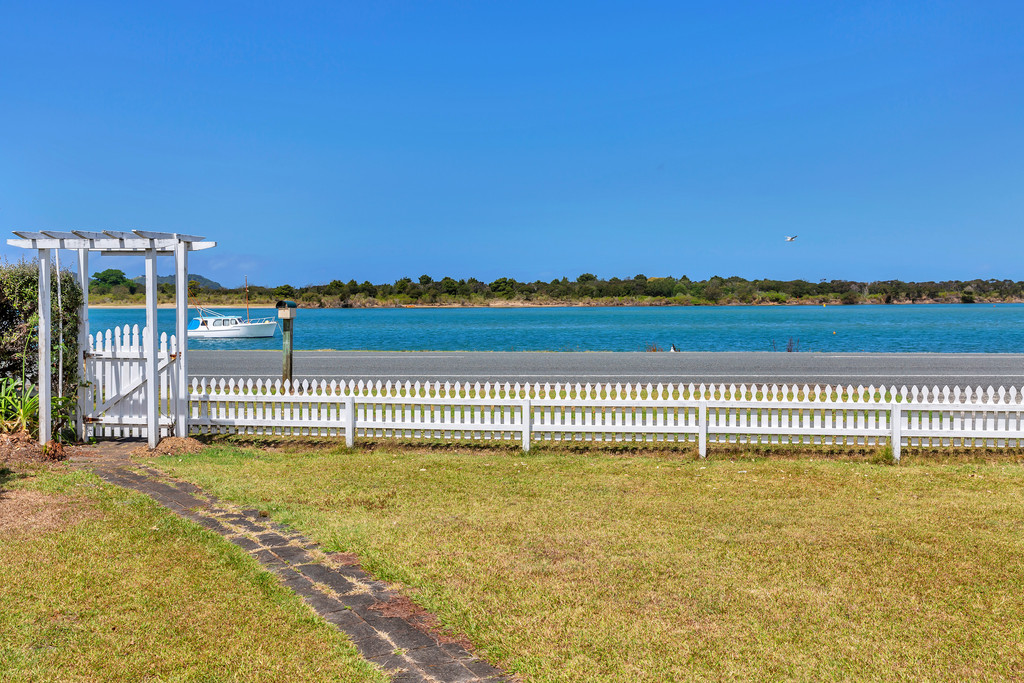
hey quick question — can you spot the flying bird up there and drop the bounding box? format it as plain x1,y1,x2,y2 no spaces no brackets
785,235,797,241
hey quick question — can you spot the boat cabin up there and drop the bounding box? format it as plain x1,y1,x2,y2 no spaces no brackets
188,317,243,330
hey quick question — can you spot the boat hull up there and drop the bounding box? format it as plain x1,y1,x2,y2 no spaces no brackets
188,320,278,339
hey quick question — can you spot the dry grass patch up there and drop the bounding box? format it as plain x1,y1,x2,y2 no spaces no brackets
0,487,100,535
155,446,1024,682
0,467,384,682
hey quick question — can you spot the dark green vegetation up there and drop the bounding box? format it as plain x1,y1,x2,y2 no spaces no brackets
93,270,1024,307
0,259,81,391
0,466,384,682
158,445,1024,682
88,268,223,300
131,272,223,290
0,260,81,440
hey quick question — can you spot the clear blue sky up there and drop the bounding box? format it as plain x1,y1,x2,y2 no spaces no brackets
2,1,1022,288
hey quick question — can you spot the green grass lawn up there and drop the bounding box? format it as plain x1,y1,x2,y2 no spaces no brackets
154,445,1024,681
0,465,384,682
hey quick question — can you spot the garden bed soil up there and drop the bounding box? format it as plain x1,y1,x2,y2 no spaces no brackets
130,437,207,457
0,432,68,467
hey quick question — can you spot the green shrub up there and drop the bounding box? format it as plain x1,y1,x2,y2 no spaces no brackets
0,258,83,395
0,376,78,442
0,377,38,434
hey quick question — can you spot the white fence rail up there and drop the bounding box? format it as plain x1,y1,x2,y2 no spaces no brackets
78,323,1024,459
188,378,1024,460
82,325,178,439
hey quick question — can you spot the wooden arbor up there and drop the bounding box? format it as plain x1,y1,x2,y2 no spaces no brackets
5,230,216,447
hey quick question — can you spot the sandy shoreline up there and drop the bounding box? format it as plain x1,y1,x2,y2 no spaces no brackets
88,298,1024,310
89,304,252,310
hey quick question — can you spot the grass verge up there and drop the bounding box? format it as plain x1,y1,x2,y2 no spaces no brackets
0,465,384,682
155,445,1024,681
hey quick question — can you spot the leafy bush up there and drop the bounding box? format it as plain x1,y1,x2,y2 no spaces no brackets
0,258,83,398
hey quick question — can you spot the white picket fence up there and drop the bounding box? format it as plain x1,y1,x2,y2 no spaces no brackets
82,325,179,438
188,377,1024,460
78,323,1024,459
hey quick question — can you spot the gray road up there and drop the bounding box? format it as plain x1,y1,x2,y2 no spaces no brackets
189,350,1024,388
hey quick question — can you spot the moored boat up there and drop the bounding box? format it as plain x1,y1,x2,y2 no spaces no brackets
187,276,278,339
187,307,278,338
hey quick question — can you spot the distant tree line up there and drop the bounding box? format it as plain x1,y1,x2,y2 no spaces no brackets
87,268,1024,307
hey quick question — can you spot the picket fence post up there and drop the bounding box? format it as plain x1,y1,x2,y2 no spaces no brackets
890,402,901,462
521,398,532,452
698,400,708,458
345,396,355,447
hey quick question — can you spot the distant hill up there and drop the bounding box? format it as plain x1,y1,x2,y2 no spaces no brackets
132,274,224,290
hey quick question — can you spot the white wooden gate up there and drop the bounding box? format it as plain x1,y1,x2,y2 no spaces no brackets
81,325,179,438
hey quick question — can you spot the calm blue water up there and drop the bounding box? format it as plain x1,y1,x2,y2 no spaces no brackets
86,304,1024,353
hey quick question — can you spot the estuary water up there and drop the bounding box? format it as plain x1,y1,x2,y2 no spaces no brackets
88,304,1024,353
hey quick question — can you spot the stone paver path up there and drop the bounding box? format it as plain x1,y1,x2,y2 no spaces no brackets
73,441,511,683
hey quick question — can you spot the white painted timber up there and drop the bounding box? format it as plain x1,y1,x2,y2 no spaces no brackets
183,378,1024,459
9,228,214,448
175,240,189,436
77,347,1024,459
76,249,89,438
8,236,216,253
144,250,159,448
37,250,51,445
82,327,179,439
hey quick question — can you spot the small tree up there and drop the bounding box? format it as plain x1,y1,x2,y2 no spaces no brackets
439,277,459,295
91,268,132,288
489,277,517,297
273,284,297,299
90,268,137,295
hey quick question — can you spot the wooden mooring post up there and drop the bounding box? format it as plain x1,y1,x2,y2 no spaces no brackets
277,300,297,387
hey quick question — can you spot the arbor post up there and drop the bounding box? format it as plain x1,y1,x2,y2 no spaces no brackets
145,249,159,448
37,250,51,445
76,250,89,439
174,241,189,436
